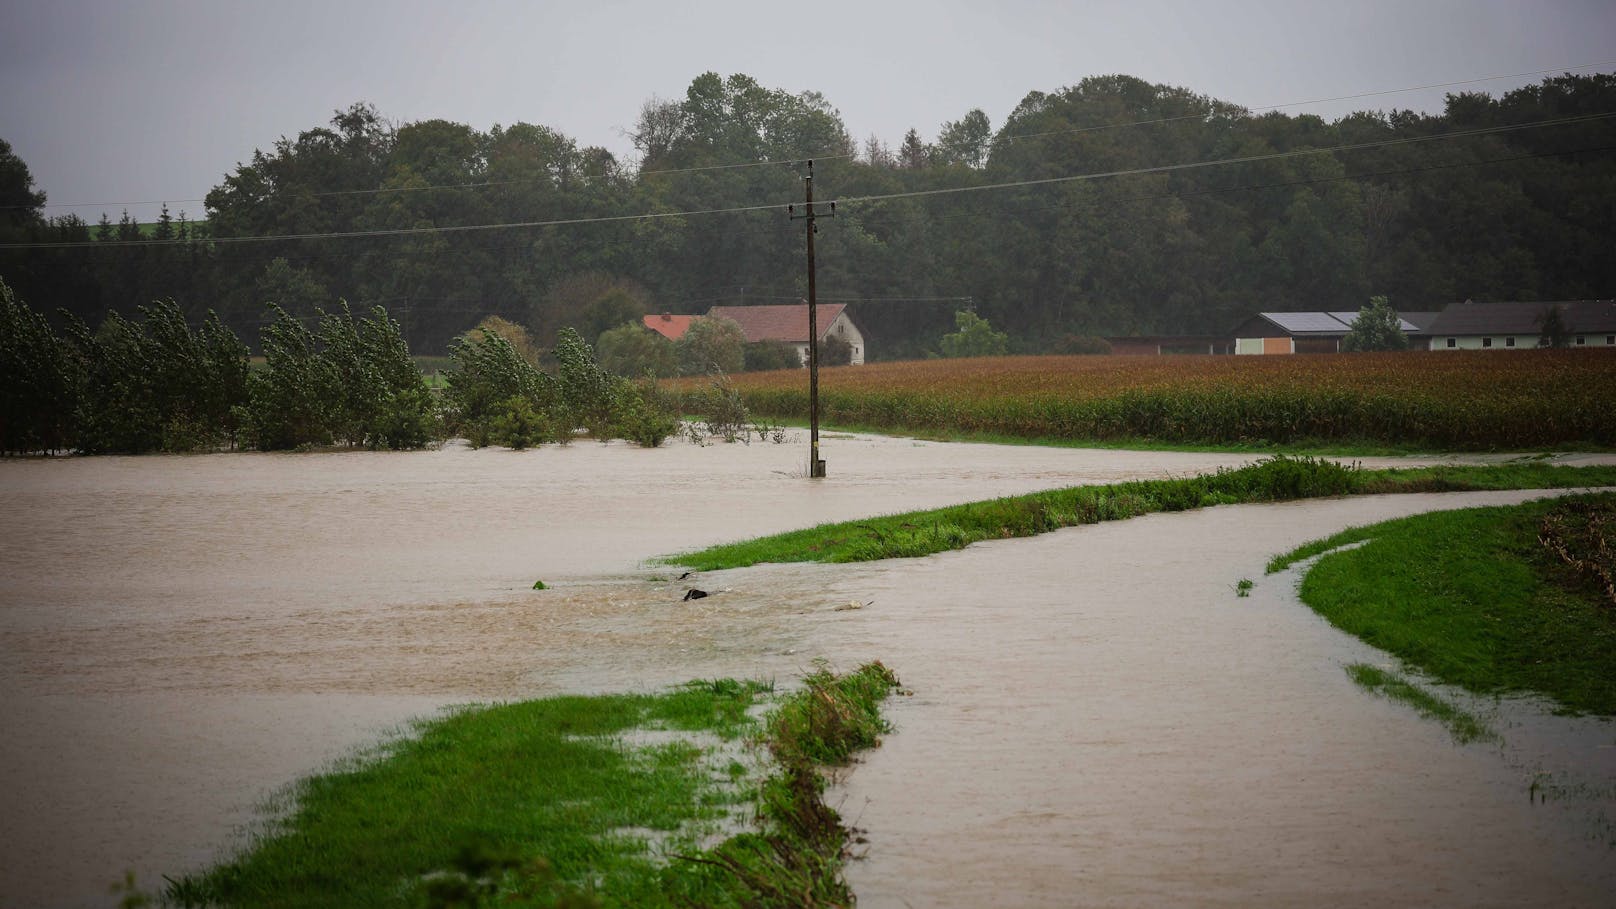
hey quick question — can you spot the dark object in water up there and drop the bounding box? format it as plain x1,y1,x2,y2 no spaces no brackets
678,571,693,580
683,589,708,601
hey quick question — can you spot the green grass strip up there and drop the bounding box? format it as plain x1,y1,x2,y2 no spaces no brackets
667,458,1616,570
1345,663,1496,744
1291,497,1616,715
165,665,902,908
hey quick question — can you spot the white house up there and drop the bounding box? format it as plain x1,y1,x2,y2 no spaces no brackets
1424,300,1616,350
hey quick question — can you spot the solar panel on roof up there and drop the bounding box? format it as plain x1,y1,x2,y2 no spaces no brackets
1327,310,1421,331
1264,312,1349,333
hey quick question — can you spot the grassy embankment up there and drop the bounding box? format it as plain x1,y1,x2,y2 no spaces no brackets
668,458,1616,570
681,349,1616,452
1270,494,1616,716
166,663,901,908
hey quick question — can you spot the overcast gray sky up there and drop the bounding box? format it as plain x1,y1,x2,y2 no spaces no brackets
3,0,1612,222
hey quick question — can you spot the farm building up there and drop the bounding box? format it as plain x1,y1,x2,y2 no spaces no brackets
706,303,865,365
1424,300,1616,350
1231,311,1437,354
642,312,699,342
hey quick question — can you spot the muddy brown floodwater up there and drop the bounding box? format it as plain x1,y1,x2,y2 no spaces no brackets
1,434,1611,907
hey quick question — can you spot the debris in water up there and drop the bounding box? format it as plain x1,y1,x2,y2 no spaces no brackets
683,589,709,601
677,571,693,580
834,600,872,612
532,580,547,590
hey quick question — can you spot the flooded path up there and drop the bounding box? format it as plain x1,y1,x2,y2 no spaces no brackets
1,436,1610,906
816,492,1616,907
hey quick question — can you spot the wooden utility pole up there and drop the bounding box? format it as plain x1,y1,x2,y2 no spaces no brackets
789,160,833,478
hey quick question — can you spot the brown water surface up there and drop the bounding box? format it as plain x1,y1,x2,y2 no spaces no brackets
1,436,1610,907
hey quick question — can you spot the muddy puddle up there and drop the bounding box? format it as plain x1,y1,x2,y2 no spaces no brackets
1,434,1610,906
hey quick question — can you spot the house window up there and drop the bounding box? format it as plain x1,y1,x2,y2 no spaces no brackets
1576,336,1586,346
1505,337,1515,348
1482,337,1493,348
1446,338,1456,348
1606,335,1614,345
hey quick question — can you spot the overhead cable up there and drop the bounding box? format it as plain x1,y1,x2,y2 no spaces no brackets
5,111,1612,251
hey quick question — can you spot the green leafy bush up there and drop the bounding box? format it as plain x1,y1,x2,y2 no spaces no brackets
490,395,550,450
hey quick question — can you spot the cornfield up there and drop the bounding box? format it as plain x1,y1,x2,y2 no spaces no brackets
681,350,1616,450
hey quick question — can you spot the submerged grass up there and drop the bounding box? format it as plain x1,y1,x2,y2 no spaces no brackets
668,458,1616,570
679,661,901,906
1345,663,1496,745
166,665,901,908
1278,495,1616,715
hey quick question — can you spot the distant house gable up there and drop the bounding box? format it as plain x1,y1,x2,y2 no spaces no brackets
642,313,699,342
704,303,865,365
706,303,849,343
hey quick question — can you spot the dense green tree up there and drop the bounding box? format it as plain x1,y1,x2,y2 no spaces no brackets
5,72,1614,362
316,302,439,449
596,322,678,377
0,139,46,233
745,339,802,372
939,310,1009,358
441,326,557,442
934,109,992,169
243,305,338,450
1341,296,1409,352
460,315,540,365
254,258,330,318
532,273,651,350
1537,304,1570,348
676,315,746,376
821,334,853,367
897,128,930,169
581,288,648,344
0,277,78,453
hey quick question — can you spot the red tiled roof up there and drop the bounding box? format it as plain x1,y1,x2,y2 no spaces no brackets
705,304,848,344
642,313,699,341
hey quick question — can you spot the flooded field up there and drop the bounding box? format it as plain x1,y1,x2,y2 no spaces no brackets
1,435,1611,906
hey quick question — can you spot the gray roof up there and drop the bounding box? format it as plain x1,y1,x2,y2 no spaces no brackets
1426,300,1616,336
1255,311,1421,335
1398,311,1442,333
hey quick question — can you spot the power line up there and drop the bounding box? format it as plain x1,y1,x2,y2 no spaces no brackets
829,112,1616,207
8,109,1609,251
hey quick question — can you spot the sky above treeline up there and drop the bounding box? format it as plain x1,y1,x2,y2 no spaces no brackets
3,0,1614,223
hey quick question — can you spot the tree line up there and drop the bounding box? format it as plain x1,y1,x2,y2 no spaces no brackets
2,71,1612,360
0,277,684,455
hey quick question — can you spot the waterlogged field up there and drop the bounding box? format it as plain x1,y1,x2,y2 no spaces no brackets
5,439,1615,906
700,349,1616,450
